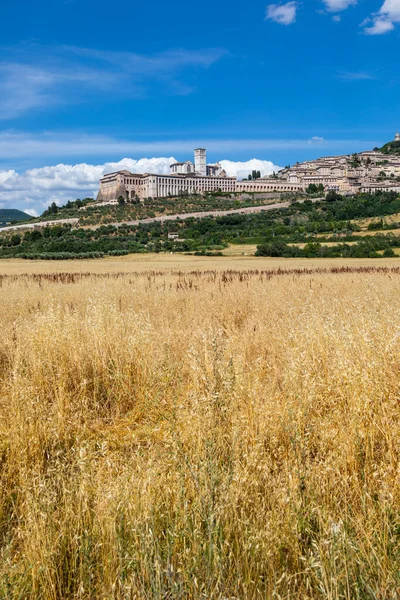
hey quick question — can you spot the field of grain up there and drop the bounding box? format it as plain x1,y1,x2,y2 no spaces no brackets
221,244,258,256
0,259,399,599
2,253,400,275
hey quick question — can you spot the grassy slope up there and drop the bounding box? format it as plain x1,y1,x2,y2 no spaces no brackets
379,139,400,155
35,194,289,226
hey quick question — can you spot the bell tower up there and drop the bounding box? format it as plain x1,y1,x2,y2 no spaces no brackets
194,148,207,176
395,132,400,142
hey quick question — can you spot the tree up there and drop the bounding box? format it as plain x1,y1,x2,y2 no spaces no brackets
118,196,125,205
383,248,396,257
256,240,290,257
306,184,318,194
10,234,21,246
350,153,361,167
303,242,322,257
325,190,342,202
24,229,42,242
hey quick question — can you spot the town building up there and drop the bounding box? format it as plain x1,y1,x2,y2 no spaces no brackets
97,134,400,203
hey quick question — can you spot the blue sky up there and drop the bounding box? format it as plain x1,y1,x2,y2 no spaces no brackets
0,0,399,212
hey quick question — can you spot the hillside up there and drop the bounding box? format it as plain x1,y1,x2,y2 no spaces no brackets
379,140,400,155
0,209,32,226
32,193,292,227
1,190,400,259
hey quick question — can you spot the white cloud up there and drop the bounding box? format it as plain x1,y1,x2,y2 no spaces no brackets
332,15,341,22
219,159,281,179
265,2,297,25
0,46,227,119
380,0,400,20
337,71,376,80
323,0,356,12
0,64,57,120
362,0,400,34
363,17,395,33
0,156,283,214
24,208,39,217
308,136,325,143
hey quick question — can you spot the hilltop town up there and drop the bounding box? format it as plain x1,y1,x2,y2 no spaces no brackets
97,133,400,203
277,132,400,195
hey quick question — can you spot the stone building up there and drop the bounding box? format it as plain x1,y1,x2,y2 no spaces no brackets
169,161,195,175
98,148,232,202
97,169,236,203
235,178,304,193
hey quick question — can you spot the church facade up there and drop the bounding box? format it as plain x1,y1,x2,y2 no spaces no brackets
97,148,235,202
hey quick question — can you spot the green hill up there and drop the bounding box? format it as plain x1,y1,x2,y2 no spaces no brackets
379,140,400,155
0,209,32,226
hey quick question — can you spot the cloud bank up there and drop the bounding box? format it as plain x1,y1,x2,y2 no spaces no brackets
0,157,282,215
219,159,281,179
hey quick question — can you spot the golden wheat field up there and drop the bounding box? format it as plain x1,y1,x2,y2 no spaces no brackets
1,256,400,599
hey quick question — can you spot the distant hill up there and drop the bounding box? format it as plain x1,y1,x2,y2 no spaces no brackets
0,209,32,226
379,140,400,155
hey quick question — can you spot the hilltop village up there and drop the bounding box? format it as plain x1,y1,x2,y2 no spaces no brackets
97,134,400,203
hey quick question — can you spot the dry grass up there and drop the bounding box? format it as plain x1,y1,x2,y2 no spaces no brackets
221,244,258,256
2,253,400,275
0,263,400,599
357,213,400,229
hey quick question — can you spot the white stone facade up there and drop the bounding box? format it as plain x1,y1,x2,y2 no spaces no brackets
361,183,400,193
170,161,195,175
98,170,236,202
235,179,304,193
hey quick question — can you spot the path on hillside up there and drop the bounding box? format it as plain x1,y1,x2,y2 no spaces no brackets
0,218,80,232
97,198,322,229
